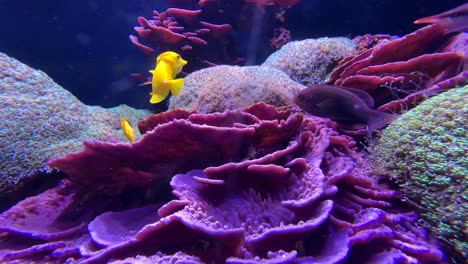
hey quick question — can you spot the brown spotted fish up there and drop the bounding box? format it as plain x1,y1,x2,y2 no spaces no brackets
292,85,397,133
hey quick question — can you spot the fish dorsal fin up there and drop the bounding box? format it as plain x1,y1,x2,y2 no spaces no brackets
138,81,152,86
338,86,375,108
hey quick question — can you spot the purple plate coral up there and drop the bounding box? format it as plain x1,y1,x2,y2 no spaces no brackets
0,103,444,263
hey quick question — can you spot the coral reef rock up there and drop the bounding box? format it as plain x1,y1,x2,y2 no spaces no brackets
262,37,357,86
0,52,151,198
169,65,305,113
0,103,444,263
371,85,468,262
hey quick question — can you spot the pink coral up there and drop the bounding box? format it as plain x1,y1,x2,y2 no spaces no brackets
328,23,467,113
48,113,255,195
0,103,444,263
129,5,237,71
130,8,233,66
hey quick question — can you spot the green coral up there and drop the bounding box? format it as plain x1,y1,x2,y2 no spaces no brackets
0,53,151,198
371,86,468,261
262,37,357,86
169,65,304,113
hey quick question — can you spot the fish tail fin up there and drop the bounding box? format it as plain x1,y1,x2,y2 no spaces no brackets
367,110,399,134
150,93,167,104
165,78,184,96
149,88,170,104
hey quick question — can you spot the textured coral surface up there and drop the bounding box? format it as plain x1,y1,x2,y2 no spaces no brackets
262,37,357,86
0,53,150,197
0,103,444,263
169,65,305,113
372,85,468,262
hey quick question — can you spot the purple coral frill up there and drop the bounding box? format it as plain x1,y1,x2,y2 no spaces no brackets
0,103,444,263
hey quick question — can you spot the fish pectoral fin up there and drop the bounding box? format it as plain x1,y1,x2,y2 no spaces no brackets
165,78,184,96
138,81,152,86
315,99,336,111
367,111,398,134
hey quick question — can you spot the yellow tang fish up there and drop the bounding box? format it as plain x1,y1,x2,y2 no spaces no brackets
120,117,135,142
142,51,187,104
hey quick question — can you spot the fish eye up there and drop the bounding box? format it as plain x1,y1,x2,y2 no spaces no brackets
176,55,181,59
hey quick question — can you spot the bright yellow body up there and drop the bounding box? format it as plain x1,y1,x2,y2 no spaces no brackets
148,51,187,104
120,117,135,142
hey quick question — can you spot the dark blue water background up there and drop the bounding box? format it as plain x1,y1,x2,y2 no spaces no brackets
0,0,465,109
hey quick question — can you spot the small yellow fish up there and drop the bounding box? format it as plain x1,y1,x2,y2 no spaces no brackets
142,51,187,104
120,117,135,142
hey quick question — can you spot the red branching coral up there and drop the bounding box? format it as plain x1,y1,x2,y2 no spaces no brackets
269,27,291,49
129,7,235,68
327,24,467,112
130,0,300,71
244,0,299,12
352,34,398,53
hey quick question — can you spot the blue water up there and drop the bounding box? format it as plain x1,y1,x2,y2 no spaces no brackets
0,0,464,109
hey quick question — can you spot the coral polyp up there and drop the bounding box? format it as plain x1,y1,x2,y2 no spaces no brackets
371,85,468,262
